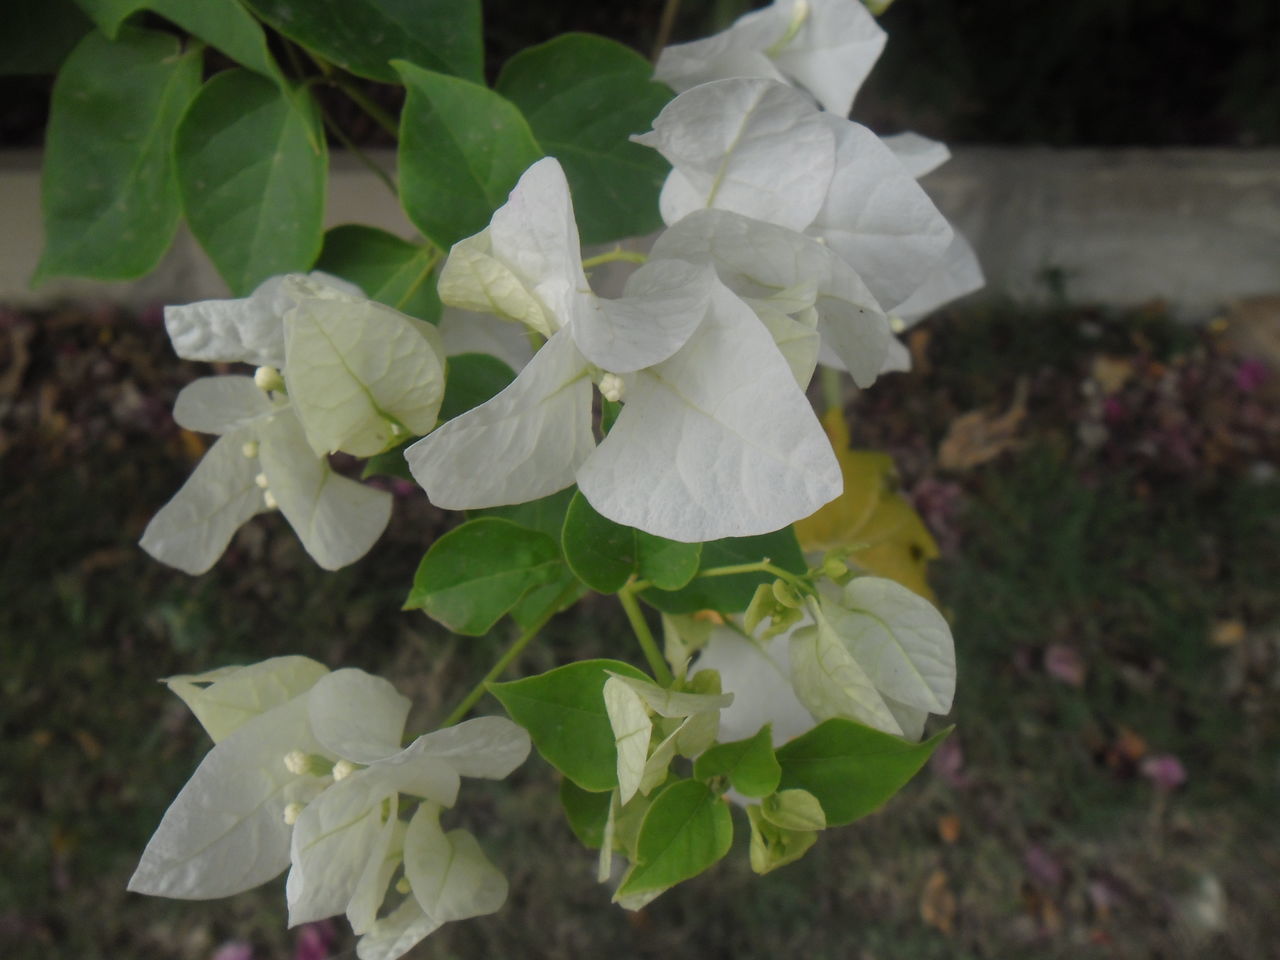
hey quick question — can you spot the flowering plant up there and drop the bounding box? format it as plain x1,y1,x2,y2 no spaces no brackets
37,0,979,953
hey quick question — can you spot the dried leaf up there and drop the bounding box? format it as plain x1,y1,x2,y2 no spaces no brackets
936,813,961,845
1091,355,1133,395
937,378,1028,471
1210,619,1245,647
919,868,956,934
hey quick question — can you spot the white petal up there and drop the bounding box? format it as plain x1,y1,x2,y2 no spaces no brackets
404,807,509,923
164,276,288,367
165,656,329,744
891,232,985,323
573,260,711,373
347,813,405,935
172,377,275,435
306,669,410,764
882,131,951,179
287,777,394,926
654,20,785,94
363,739,461,806
577,281,841,542
139,429,265,575
404,329,594,510
769,0,886,116
437,232,555,338
692,627,814,746
128,696,323,898
283,296,446,456
438,308,534,372
884,695,929,742
746,299,819,386
405,716,531,780
605,672,732,719
256,409,392,570
604,676,652,806
808,117,953,308
830,577,955,714
355,895,443,960
816,291,891,387
788,602,900,735
635,78,835,230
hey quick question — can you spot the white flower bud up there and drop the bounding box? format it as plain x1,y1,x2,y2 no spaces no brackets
332,759,357,781
889,315,907,334
389,421,406,437
395,876,412,895
263,490,279,510
254,365,285,393
241,441,259,459
599,373,625,404
284,749,310,775
283,802,304,826
254,472,270,489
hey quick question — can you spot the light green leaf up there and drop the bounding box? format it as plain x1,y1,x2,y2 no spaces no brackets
692,725,780,798
760,788,826,831
403,518,563,636
439,354,517,424
604,676,652,805
488,659,649,792
641,528,807,615
394,61,544,250
315,225,442,323
36,27,201,282
494,33,672,244
606,672,732,719
245,0,482,83
559,777,612,849
283,292,446,457
789,601,901,735
776,718,951,826
614,779,732,900
746,804,816,875
175,69,326,295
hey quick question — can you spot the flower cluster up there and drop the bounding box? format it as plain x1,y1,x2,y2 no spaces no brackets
129,657,530,960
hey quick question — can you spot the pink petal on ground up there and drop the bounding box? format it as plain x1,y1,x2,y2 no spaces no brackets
1140,753,1187,790
211,942,253,960
1043,644,1086,687
293,921,336,960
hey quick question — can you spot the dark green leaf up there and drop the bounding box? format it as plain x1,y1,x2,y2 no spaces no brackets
635,532,701,591
776,719,951,827
36,28,200,282
562,492,637,594
316,225,442,323
642,528,806,615
361,441,414,482
244,0,482,83
394,61,543,250
71,0,140,37
495,33,672,244
175,70,326,295
472,488,575,540
488,659,649,792
404,518,563,635
692,725,780,798
3,0,91,75
615,779,733,898
150,0,281,80
560,777,612,849
438,354,516,422
509,565,585,630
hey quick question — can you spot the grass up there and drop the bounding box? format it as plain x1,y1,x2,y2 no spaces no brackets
1,299,1277,958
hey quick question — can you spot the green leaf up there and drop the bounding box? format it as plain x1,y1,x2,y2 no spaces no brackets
438,354,516,423
315,225,442,324
776,719,951,827
361,441,414,482
495,34,672,245
4,0,91,75
760,788,826,832
394,61,544,250
560,777,612,849
36,28,201,282
615,779,733,899
404,518,563,636
175,70,326,295
561,492,701,595
509,566,585,631
471,489,575,540
149,0,281,80
641,528,807,615
693,725,781,798
488,659,649,792
746,804,816,875
562,492,637,594
245,0,482,83
71,0,140,37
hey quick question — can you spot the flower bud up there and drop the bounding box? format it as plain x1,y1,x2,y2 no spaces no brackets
284,750,310,775
283,802,304,826
263,490,279,511
395,876,412,895
241,441,259,459
253,365,285,393
332,759,357,781
254,472,270,489
599,373,625,404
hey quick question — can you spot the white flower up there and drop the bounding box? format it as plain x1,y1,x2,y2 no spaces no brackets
655,0,886,117
693,577,955,746
408,158,843,542
129,659,530,960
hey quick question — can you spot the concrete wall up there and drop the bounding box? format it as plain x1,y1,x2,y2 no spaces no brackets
3,147,1279,314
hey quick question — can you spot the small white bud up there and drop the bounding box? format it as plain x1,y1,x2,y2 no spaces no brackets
263,490,279,510
599,373,625,404
395,876,412,895
254,472,270,489
284,750,310,775
254,365,285,393
888,315,907,334
332,759,357,781
241,441,259,459
389,421,406,437
283,802,304,826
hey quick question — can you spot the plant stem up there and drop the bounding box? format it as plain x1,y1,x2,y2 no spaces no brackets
437,582,579,728
651,0,682,61
581,247,649,270
331,77,400,138
320,111,399,198
820,365,843,417
395,247,442,312
618,587,673,685
695,560,811,592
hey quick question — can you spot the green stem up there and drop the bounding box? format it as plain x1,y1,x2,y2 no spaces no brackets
820,365,843,417
395,248,442,312
437,581,579,727
582,247,649,270
320,110,399,198
618,587,673,686
651,0,683,61
331,77,400,139
695,560,812,593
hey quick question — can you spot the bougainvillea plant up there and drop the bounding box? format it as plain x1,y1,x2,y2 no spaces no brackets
36,0,983,955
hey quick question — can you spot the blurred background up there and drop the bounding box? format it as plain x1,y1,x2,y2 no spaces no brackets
2,1,1278,958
